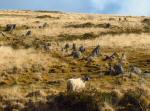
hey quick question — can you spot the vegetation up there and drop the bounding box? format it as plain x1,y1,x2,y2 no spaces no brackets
0,10,149,111
36,15,60,19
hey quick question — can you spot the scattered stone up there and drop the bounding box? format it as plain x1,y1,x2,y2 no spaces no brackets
0,32,6,37
71,50,81,59
72,43,77,51
119,53,127,65
124,17,127,21
98,72,104,77
26,30,32,36
109,64,124,75
43,22,49,28
63,43,70,52
130,66,142,75
104,23,111,28
79,45,85,53
114,64,124,75
39,26,42,28
144,73,150,77
5,24,16,31
104,52,119,61
86,56,94,64
91,45,101,57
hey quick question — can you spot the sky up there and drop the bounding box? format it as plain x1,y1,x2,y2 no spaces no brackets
0,0,150,16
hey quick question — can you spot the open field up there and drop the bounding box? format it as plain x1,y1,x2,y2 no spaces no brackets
0,10,150,111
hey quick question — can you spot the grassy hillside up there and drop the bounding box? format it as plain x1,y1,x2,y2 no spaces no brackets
0,10,149,111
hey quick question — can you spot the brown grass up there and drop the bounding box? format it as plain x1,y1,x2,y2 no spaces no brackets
0,10,149,111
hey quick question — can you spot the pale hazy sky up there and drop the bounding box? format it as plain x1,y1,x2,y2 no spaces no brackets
0,0,149,16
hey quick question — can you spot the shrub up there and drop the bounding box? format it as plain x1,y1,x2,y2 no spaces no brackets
66,22,95,28
118,90,147,111
36,15,59,19
58,33,97,41
65,22,112,29
52,92,100,111
46,89,121,111
142,18,150,25
81,33,97,40
35,10,63,14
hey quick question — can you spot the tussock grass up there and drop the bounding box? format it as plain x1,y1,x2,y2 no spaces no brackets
0,10,149,111
0,46,60,74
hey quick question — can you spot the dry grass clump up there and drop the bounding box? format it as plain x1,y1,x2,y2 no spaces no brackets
71,33,150,48
0,86,25,110
26,90,47,99
0,86,23,100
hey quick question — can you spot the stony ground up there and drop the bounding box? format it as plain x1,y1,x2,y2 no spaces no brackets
0,10,150,111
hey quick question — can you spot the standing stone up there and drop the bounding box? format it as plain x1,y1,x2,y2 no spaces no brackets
79,45,85,53
26,30,32,36
43,22,49,28
114,64,124,75
71,51,81,59
130,66,142,75
64,43,70,52
5,24,16,31
109,64,124,75
72,43,77,51
91,45,100,57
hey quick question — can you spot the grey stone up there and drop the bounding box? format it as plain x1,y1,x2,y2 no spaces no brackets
26,30,32,36
114,64,124,75
131,66,142,75
64,43,69,49
91,45,100,57
5,24,16,31
43,22,49,28
71,51,81,59
79,46,85,53
72,43,77,51
109,64,124,75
